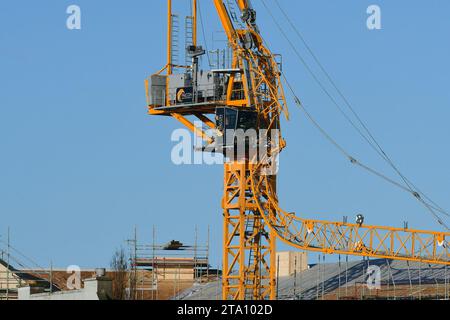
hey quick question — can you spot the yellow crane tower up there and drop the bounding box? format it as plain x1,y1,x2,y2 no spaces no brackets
145,0,450,300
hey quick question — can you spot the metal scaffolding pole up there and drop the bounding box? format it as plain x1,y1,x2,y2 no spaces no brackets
50,261,53,294
345,255,349,298
299,253,303,300
419,261,422,300
152,225,156,300
321,255,325,300
445,264,448,300
216,265,220,299
386,259,396,300
316,255,320,300
207,226,210,280
6,227,10,301
361,256,365,300
406,261,413,300
293,255,297,298
338,255,341,300
133,227,138,300
429,263,439,300
276,255,280,300
194,225,198,281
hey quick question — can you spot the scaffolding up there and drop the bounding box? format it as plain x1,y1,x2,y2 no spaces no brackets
127,226,210,300
0,230,54,300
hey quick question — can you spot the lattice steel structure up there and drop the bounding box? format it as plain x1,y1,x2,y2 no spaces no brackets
145,0,450,300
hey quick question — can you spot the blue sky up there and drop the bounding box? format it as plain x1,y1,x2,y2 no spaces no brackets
0,0,449,269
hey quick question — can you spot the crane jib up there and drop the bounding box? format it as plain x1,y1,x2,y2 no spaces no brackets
145,0,450,300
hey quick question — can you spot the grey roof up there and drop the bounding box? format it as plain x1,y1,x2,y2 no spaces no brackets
0,258,18,271
176,259,450,300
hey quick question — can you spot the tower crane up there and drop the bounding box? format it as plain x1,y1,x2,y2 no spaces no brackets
145,0,450,300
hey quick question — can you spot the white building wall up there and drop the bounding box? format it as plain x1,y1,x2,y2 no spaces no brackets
18,278,112,300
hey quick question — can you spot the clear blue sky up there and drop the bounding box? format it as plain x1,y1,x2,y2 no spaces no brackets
0,0,449,269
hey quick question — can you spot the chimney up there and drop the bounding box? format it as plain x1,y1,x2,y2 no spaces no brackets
95,268,106,279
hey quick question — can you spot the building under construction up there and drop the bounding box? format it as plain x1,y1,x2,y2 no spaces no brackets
126,227,214,300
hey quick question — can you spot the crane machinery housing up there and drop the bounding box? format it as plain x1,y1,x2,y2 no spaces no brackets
145,0,450,300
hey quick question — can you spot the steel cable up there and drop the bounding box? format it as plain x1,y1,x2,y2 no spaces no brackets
260,0,450,229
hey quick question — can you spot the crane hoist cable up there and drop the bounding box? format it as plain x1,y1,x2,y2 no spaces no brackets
281,73,450,232
260,0,450,229
257,4,450,222
272,0,448,218
197,0,212,67
259,0,380,156
270,0,450,220
262,0,446,201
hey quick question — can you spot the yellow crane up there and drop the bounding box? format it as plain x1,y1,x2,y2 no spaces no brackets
145,0,450,300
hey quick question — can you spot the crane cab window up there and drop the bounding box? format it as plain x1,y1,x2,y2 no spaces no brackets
215,107,257,134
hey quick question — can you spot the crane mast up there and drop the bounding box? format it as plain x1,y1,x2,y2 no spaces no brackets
146,0,450,301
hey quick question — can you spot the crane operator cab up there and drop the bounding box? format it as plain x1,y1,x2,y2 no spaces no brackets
214,107,260,159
